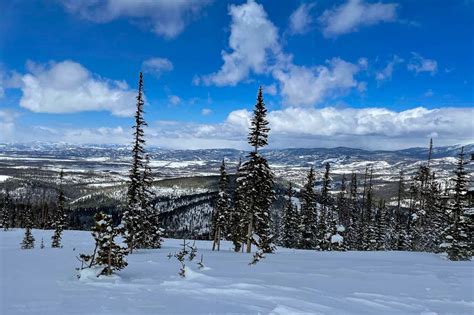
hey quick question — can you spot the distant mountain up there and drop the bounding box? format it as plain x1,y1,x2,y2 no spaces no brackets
1,142,472,167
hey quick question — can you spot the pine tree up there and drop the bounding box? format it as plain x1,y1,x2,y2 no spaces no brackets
230,159,247,252
444,147,471,261
212,159,231,251
141,155,162,249
299,167,318,249
89,212,128,276
317,163,332,251
375,200,387,250
281,182,299,248
123,72,147,253
1,190,11,231
51,169,67,248
363,168,377,250
242,87,275,257
346,172,359,249
21,209,35,249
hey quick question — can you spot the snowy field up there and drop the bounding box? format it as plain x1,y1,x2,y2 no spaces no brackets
1,230,473,315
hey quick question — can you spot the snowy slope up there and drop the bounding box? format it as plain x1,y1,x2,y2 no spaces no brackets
1,230,473,314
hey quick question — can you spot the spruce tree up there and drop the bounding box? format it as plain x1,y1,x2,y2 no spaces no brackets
281,182,299,248
21,209,35,249
86,212,128,276
52,169,67,248
1,190,11,231
242,87,275,256
123,72,147,253
444,147,471,261
212,159,231,251
317,163,332,251
141,155,162,249
375,200,387,250
299,167,318,249
230,159,247,252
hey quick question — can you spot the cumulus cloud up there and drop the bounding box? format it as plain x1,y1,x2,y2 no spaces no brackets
273,58,362,106
200,0,365,106
61,0,212,39
319,0,398,38
0,67,22,98
200,0,281,86
142,57,173,77
17,60,137,117
407,52,438,75
375,55,404,83
288,3,316,35
20,106,473,150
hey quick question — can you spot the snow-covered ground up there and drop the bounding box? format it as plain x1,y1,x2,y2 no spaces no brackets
1,230,473,315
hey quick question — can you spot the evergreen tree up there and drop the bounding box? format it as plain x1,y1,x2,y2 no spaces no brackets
212,159,231,251
141,155,162,249
87,212,128,276
281,182,299,248
123,72,147,253
317,163,332,251
242,87,275,256
1,190,11,231
299,167,317,249
363,168,377,250
444,147,471,261
21,209,35,249
230,159,247,252
51,169,67,248
375,200,387,250
346,172,359,249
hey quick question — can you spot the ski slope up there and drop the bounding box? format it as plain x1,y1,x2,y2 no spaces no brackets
1,229,472,314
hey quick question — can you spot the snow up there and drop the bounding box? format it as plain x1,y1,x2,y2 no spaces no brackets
1,229,473,314
331,234,344,244
0,175,11,182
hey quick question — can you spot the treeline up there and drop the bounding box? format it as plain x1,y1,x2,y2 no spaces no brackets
210,140,473,261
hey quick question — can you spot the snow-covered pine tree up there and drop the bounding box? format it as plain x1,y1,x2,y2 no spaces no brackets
363,168,377,250
123,72,147,253
91,212,128,276
317,163,332,251
281,182,299,248
242,87,275,256
444,147,471,261
21,209,35,249
141,155,162,249
392,170,406,250
212,159,231,251
375,200,387,250
346,172,359,249
299,167,318,249
230,159,247,252
1,190,11,231
51,169,67,248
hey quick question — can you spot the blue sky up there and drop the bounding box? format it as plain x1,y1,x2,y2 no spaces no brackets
0,0,472,149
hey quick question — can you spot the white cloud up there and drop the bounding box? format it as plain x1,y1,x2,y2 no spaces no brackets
168,95,181,106
375,55,404,83
0,110,17,142
263,84,277,96
200,0,366,106
20,106,473,150
19,60,137,116
319,0,398,38
407,53,438,75
200,0,280,86
0,67,22,98
273,58,362,106
288,3,316,35
61,0,212,39
142,57,173,77
201,108,212,116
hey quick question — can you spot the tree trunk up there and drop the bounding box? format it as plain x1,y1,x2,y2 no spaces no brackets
246,214,253,253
